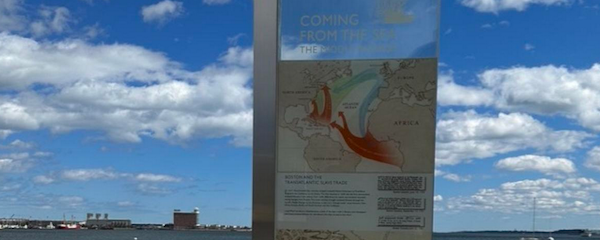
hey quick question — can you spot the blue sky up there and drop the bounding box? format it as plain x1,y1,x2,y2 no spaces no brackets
0,0,600,232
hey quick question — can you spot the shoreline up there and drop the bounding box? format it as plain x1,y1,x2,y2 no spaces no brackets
0,228,252,232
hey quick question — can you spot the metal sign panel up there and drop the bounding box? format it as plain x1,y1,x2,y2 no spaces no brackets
254,0,439,240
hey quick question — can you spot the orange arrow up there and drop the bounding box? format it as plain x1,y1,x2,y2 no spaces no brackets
331,111,403,167
309,85,333,125
321,86,332,122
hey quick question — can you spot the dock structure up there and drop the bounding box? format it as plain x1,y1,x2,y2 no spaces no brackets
0,218,29,228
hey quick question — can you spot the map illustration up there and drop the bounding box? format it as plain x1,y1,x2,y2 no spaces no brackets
278,59,437,173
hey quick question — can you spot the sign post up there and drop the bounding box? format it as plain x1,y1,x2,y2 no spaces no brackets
254,0,440,239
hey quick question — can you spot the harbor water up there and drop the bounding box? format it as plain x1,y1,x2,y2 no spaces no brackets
0,230,596,240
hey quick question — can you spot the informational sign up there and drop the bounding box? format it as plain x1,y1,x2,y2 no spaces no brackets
272,0,440,240
280,0,439,61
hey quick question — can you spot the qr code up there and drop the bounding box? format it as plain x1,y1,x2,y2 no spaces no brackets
378,176,425,191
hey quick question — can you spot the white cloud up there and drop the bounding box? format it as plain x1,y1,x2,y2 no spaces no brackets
0,33,174,90
461,0,573,13
0,152,35,173
441,64,600,133
495,155,577,177
218,46,253,67
58,196,85,208
134,173,181,183
524,43,536,51
480,64,600,131
2,152,29,160
136,183,171,195
34,169,183,196
0,141,49,173
434,194,445,212
436,111,591,165
0,158,31,173
443,173,472,182
141,0,184,25
0,33,253,146
0,0,26,32
33,151,53,158
480,21,511,29
203,0,232,5
0,102,40,130
0,1,77,37
0,139,34,149
447,177,600,214
585,147,600,172
0,130,13,139
0,192,90,210
60,169,120,181
438,72,494,106
33,175,55,184
117,201,136,207
37,168,183,184
8,139,33,149
79,0,110,5
0,183,21,191
227,33,245,45
435,169,472,182
82,23,105,39
29,6,73,37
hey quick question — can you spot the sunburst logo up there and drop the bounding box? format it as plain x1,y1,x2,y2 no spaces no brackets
376,0,414,24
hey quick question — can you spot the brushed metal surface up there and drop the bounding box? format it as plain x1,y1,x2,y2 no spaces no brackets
252,0,278,239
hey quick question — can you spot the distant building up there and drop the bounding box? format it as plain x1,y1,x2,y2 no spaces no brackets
85,213,131,229
173,208,199,230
